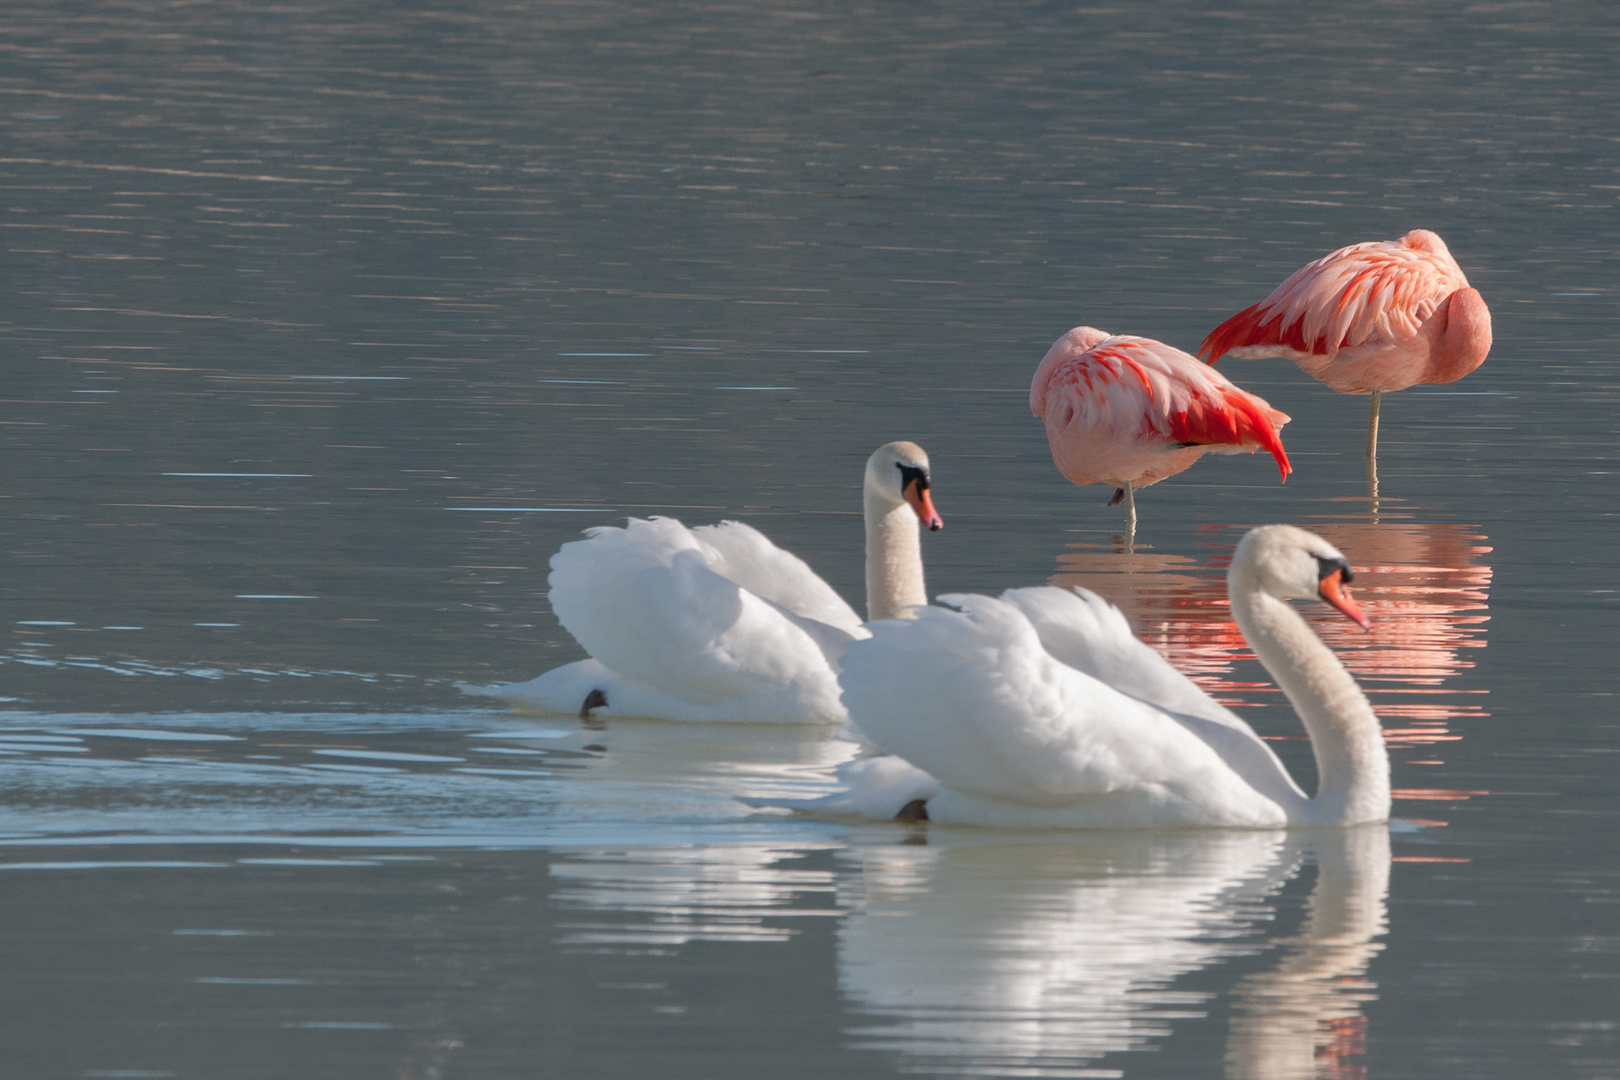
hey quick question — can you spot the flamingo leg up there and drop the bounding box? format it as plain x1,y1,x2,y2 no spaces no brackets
1365,389,1382,463
1366,435,1380,511
1123,479,1136,545
1365,390,1382,509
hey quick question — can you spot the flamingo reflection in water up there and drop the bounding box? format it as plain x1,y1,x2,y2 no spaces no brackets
838,827,1389,1078
1048,514,1491,762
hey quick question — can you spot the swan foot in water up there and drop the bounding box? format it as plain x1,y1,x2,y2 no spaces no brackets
1107,488,1125,507
894,799,930,823
579,688,607,719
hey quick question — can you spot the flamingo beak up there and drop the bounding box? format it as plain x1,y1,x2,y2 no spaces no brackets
1318,567,1370,630
904,478,943,532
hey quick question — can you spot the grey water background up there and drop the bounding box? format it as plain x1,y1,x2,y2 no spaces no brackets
1,1,1617,1077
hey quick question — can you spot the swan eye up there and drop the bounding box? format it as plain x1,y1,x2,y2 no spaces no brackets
1314,555,1353,585
897,463,930,491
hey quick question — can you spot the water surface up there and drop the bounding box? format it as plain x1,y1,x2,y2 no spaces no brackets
2,1,1618,1077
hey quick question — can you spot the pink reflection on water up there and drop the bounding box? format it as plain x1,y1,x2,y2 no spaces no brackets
1047,508,1491,765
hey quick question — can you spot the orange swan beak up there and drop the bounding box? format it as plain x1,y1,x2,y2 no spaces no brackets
1318,568,1370,630
904,479,943,532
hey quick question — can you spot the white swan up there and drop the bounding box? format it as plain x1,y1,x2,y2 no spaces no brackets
776,524,1388,827
470,441,943,723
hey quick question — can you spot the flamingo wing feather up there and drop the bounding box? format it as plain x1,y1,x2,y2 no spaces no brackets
1200,230,1470,362
1113,337,1293,480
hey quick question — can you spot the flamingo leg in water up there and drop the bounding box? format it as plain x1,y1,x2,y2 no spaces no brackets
1365,389,1382,508
1365,389,1382,463
1123,479,1136,546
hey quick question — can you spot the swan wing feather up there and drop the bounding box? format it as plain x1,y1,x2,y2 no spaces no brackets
998,586,1305,806
547,518,843,714
753,593,866,668
997,586,1217,713
841,595,1281,818
690,520,865,635
740,754,939,817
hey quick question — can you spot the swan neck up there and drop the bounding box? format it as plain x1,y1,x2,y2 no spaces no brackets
1229,579,1389,825
864,490,925,621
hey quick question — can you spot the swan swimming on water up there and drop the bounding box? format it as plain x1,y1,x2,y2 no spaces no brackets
468,441,943,724
760,524,1388,828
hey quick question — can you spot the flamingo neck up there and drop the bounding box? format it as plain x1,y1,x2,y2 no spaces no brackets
1228,580,1389,825
864,492,925,622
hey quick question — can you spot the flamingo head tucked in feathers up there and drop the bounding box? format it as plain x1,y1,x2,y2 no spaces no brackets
1230,524,1370,630
1028,326,1111,419
864,441,943,531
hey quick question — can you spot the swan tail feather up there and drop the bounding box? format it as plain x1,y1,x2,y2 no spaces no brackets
741,755,939,819
460,659,614,716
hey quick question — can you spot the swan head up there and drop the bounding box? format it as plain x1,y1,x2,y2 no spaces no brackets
865,441,943,531
1231,524,1370,629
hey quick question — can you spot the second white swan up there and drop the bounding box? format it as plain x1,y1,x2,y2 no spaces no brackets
775,524,1388,827
471,441,943,723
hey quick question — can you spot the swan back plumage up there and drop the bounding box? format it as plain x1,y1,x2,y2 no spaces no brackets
543,517,854,720
997,587,1306,806
840,593,1292,828
687,520,865,635
812,525,1385,828
472,439,940,724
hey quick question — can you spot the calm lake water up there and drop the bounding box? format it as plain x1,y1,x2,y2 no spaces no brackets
2,1,1618,1076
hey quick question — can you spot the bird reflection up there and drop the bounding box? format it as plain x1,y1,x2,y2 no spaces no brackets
1226,827,1391,1080
1048,506,1491,753
837,827,1389,1078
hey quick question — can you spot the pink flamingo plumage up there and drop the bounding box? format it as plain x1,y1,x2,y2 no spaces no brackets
1031,326,1292,537
1198,229,1492,469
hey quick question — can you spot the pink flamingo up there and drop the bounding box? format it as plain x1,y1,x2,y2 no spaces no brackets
1198,229,1492,468
1031,326,1292,537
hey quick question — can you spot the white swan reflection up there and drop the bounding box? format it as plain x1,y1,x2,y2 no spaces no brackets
550,843,840,949
1224,827,1389,1079
838,826,1389,1078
